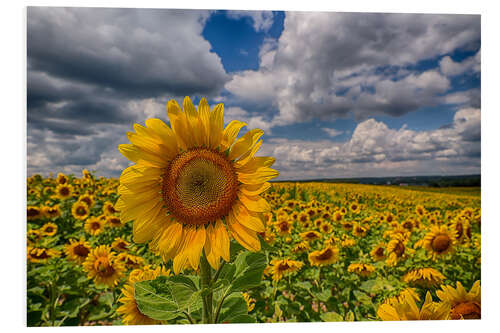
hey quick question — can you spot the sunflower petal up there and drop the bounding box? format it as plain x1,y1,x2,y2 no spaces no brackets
229,129,264,161
209,103,224,149
220,120,247,152
238,192,271,213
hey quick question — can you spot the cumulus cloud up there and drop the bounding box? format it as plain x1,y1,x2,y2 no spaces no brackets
27,7,231,177
258,108,481,180
226,12,480,126
224,106,273,133
226,10,274,32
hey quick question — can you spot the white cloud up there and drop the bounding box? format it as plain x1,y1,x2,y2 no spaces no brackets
439,49,481,77
257,108,480,179
226,10,274,32
321,128,344,137
226,12,480,127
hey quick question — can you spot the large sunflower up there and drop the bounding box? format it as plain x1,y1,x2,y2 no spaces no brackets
117,97,278,273
436,281,481,319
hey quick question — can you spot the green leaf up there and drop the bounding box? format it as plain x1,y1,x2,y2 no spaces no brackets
218,293,249,323
228,314,256,323
134,275,203,321
353,290,372,305
229,252,267,292
321,312,344,322
345,310,355,321
295,281,312,291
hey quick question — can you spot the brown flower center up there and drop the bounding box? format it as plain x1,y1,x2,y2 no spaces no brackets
162,148,238,226
74,244,90,257
94,258,115,277
432,234,451,253
316,248,333,261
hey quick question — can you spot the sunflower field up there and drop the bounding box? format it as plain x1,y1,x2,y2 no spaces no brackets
26,170,481,326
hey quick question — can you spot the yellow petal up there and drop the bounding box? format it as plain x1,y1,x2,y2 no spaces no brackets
214,219,230,261
240,182,271,196
220,120,247,152
228,129,264,160
230,203,265,232
238,192,271,213
187,226,206,270
227,217,261,252
209,103,224,149
237,167,279,185
197,98,211,147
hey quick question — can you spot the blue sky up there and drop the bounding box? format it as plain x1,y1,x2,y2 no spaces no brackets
27,8,481,179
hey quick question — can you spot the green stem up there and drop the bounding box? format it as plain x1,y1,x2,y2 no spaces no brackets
200,253,213,324
212,261,226,283
183,311,195,324
213,289,230,324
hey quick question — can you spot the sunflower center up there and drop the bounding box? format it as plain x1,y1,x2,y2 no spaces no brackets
74,244,90,257
94,258,115,277
394,242,405,257
60,187,69,196
27,208,40,217
450,301,481,319
317,248,333,261
76,207,86,216
432,235,451,253
375,247,385,256
162,148,238,226
278,263,291,272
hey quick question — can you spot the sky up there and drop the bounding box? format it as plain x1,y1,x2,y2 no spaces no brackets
26,7,481,180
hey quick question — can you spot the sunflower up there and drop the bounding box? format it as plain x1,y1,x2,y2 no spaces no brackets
348,263,376,277
386,234,409,266
275,219,293,236
423,225,457,259
378,291,450,321
112,237,130,252
319,221,333,234
308,246,339,266
415,205,426,217
103,201,119,215
83,245,125,287
84,217,106,236
42,205,61,219
27,206,42,220
352,223,368,237
291,241,310,253
402,268,445,287
27,229,42,245
116,252,145,270
27,246,61,263
340,234,356,248
270,258,304,281
78,194,95,209
106,215,124,228
117,97,278,274
333,211,343,222
300,230,321,242
56,173,68,185
349,202,361,214
117,266,169,325
297,212,310,225
370,243,386,261
65,238,92,264
71,201,90,221
436,281,481,319
40,222,58,237
55,184,73,200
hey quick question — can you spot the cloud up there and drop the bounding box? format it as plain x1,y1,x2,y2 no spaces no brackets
27,7,232,177
439,49,481,77
258,108,480,180
321,128,344,137
226,12,480,127
226,10,274,32
224,106,273,133
27,7,229,100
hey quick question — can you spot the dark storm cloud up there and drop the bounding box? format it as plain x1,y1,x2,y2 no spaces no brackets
27,7,232,177
27,7,229,99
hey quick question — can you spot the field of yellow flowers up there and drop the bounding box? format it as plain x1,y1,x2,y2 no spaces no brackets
26,171,481,326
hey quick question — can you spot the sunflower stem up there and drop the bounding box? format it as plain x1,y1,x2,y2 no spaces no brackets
200,252,213,324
